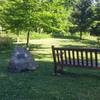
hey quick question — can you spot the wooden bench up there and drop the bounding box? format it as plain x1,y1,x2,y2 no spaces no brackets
52,46,100,74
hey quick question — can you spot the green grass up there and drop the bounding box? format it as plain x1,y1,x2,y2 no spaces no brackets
0,36,100,100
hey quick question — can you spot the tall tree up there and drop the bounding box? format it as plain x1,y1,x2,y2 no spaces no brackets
0,0,26,42
90,1,100,36
27,0,67,36
40,0,67,35
70,0,93,39
0,0,42,48
63,0,78,9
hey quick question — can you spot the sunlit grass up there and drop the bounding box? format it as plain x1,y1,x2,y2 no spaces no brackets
0,34,100,100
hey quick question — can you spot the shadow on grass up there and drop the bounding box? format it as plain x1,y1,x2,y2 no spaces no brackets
52,34,80,39
60,44,85,48
33,53,52,59
15,43,42,49
60,39,100,48
64,35,80,40
61,69,100,79
81,39,100,48
0,61,54,77
16,43,50,51
14,43,52,59
36,61,100,79
0,59,100,81
0,60,100,100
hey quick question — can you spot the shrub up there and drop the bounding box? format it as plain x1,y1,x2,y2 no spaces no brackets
0,36,14,50
51,27,66,37
90,25,100,36
69,26,79,35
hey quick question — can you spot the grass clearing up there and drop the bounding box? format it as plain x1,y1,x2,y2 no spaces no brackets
0,36,100,100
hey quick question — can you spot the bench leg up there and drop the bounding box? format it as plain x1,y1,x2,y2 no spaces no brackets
56,65,64,74
60,65,64,74
54,64,64,75
54,64,57,75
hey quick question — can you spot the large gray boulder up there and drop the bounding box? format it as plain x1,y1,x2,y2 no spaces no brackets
8,46,38,72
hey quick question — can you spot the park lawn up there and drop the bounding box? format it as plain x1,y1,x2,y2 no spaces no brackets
0,37,100,100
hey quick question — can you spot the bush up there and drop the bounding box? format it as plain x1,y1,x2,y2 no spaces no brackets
90,26,100,36
0,36,14,50
69,26,79,34
51,27,66,37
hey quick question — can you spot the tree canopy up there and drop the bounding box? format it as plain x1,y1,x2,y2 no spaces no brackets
70,0,93,39
0,0,99,46
90,1,100,36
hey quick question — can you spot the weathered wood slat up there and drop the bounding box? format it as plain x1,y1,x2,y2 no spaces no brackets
68,50,71,64
72,50,75,65
85,51,88,67
90,52,93,67
56,50,60,64
81,51,84,66
76,50,80,65
60,50,64,64
95,51,98,67
52,46,100,74
64,50,67,64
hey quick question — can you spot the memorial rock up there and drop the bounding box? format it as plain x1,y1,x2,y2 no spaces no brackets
8,46,37,72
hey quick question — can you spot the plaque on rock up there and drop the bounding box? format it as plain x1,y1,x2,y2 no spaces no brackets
8,46,38,72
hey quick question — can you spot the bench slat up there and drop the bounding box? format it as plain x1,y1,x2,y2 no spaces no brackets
81,51,84,67
68,50,71,65
64,50,67,64
72,50,75,65
85,51,88,67
56,50,60,64
90,52,93,67
95,51,98,67
60,50,64,64
76,50,80,66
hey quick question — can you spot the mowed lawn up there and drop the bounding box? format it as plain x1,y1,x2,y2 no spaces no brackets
0,37,100,100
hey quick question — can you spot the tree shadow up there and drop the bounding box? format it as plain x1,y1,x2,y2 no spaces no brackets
80,39,100,48
38,61,100,79
52,34,80,39
15,43,50,51
61,70,100,79
0,58,100,80
64,35,80,40
0,60,54,76
60,38,100,48
60,44,88,49
33,53,52,59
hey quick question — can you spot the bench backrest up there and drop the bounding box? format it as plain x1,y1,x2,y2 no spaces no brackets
52,46,100,68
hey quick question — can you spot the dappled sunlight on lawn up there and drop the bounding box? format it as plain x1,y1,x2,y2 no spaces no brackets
0,38,100,99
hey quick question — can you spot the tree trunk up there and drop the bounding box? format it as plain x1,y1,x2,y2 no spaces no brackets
26,31,30,49
80,31,82,40
17,31,20,43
